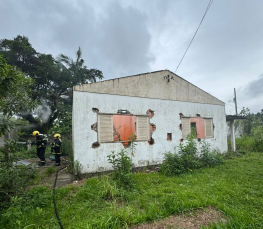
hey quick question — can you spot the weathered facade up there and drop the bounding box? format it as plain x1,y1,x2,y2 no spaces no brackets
73,70,227,173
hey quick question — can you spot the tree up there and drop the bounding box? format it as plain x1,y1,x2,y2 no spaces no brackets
0,55,36,135
0,36,103,134
235,107,263,136
58,46,103,85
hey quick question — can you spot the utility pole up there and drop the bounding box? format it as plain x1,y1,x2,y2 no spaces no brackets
234,88,237,115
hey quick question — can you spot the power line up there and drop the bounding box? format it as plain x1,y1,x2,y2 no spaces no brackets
175,0,213,73
225,103,261,114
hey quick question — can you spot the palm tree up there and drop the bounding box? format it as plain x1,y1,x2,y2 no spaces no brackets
58,47,103,85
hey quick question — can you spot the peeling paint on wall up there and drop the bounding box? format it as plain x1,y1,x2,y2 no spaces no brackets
73,91,227,173
91,122,97,132
147,109,154,119
92,142,100,148
148,137,154,145
92,108,99,113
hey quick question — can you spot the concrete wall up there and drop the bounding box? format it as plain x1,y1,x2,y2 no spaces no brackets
73,91,227,173
0,128,18,148
74,70,224,106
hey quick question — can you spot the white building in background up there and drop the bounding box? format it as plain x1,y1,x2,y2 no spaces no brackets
72,70,228,173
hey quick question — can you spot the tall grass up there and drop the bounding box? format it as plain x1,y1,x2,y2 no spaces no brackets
1,152,263,228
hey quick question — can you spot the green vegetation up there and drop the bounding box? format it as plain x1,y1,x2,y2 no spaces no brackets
234,125,263,152
0,35,103,134
0,151,262,228
107,149,134,189
0,140,36,210
0,54,36,136
234,108,263,152
159,133,224,176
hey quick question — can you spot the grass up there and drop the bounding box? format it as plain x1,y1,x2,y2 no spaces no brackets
1,152,263,228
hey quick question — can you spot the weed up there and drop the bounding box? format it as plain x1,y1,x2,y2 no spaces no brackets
1,153,263,228
45,167,57,176
160,134,224,176
199,141,224,167
159,152,186,176
128,133,137,157
74,160,83,180
107,149,134,189
99,176,118,200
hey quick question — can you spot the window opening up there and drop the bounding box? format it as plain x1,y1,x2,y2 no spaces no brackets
167,133,172,141
191,123,197,138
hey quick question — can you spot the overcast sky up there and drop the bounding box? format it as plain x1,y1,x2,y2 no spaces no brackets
1,0,263,114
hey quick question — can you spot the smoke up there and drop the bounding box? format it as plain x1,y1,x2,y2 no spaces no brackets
34,99,52,123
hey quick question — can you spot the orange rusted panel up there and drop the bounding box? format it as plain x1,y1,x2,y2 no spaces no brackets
113,115,136,142
190,117,205,138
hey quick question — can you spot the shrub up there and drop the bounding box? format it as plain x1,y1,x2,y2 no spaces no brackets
62,138,73,156
0,162,36,210
160,134,224,176
0,140,37,210
159,151,186,176
252,126,263,152
235,136,255,151
178,133,201,170
199,141,224,167
107,149,134,189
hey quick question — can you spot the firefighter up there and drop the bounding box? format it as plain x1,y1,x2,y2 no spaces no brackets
51,134,62,166
32,131,47,166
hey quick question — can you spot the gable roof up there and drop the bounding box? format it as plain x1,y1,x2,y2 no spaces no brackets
73,70,224,106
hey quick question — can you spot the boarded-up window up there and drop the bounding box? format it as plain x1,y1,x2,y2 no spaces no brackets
136,116,150,141
97,114,149,143
181,117,214,139
205,118,214,138
98,114,113,143
182,117,191,139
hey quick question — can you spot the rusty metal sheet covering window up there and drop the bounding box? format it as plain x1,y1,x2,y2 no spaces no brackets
98,114,113,142
182,117,191,139
205,118,213,138
136,116,150,141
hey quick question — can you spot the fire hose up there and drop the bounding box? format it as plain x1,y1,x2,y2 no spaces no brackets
52,158,67,229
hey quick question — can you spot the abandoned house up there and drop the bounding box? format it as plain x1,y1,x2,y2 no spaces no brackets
72,70,228,173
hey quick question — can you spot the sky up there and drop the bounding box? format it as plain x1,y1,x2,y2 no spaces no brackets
1,0,263,114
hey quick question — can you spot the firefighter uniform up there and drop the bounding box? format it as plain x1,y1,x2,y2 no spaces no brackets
51,134,62,166
32,131,47,166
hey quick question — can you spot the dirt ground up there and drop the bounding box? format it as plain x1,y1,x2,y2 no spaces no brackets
131,206,227,229
25,157,76,188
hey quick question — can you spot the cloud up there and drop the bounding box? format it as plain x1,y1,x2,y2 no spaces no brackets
0,0,154,79
97,2,154,78
1,0,263,112
244,74,263,98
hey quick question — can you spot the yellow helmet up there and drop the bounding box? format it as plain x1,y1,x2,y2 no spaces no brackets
32,131,40,136
54,134,61,138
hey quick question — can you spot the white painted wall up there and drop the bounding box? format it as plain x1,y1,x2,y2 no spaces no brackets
73,91,228,173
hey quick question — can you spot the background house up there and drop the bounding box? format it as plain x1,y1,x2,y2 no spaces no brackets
73,70,228,173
